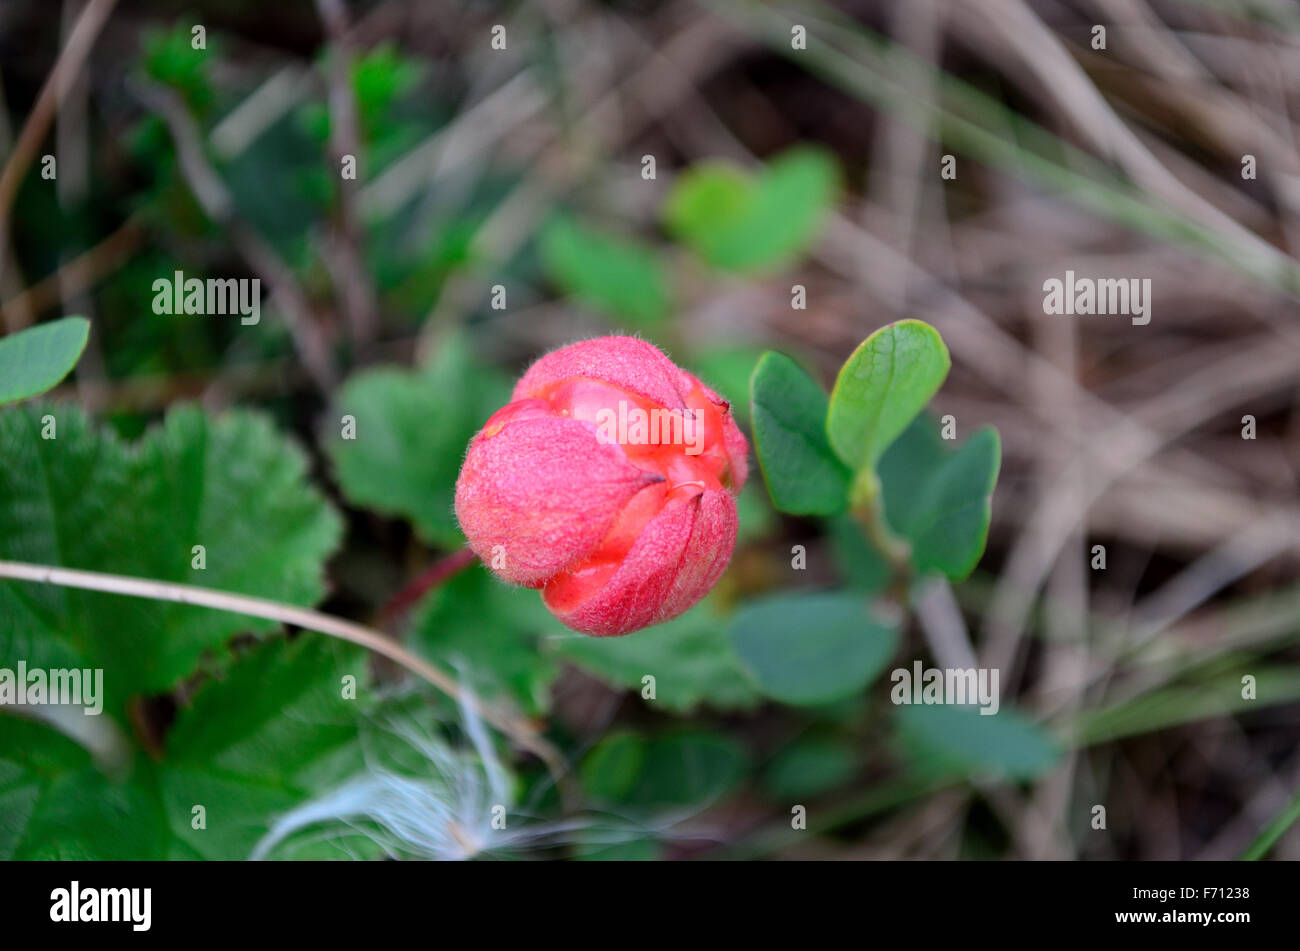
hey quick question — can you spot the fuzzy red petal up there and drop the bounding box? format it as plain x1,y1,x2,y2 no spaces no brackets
513,336,688,410
542,488,737,636
684,372,750,491
454,414,660,585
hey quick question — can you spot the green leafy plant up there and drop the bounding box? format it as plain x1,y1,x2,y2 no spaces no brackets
737,320,1053,780
750,318,1001,586
0,398,363,859
0,403,342,716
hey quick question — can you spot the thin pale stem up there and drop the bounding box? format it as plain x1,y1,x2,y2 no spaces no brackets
0,559,566,779
850,470,912,584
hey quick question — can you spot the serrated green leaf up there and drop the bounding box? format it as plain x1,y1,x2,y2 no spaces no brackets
551,599,761,713
326,333,510,548
827,320,950,472
729,592,899,706
161,637,368,860
538,214,671,325
664,147,839,273
750,351,850,515
896,703,1061,781
7,760,170,860
0,317,90,406
0,717,97,859
0,717,167,861
877,415,1001,581
0,403,343,717
1,639,370,860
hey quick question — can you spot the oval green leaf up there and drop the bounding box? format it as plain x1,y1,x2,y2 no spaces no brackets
877,416,1001,581
729,591,899,706
762,737,859,800
750,351,851,515
0,316,90,406
896,703,1061,781
827,319,950,472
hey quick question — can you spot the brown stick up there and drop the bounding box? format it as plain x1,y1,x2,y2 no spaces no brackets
0,0,119,248
315,0,379,351
1,216,143,322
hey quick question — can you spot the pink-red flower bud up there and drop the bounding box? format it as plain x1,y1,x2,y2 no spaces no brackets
454,336,748,636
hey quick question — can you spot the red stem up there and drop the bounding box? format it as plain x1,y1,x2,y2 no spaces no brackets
378,546,478,627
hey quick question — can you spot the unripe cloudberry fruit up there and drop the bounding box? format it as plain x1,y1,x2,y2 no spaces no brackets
454,336,748,636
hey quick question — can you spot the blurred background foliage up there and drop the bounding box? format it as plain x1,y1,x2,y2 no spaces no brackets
1,0,1299,860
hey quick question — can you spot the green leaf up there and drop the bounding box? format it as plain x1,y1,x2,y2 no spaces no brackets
729,592,899,706
589,731,748,810
326,333,510,548
762,737,859,801
351,44,424,133
734,478,777,544
161,638,368,860
664,147,839,273
538,214,671,326
0,403,343,718
551,599,761,713
896,703,1061,781
826,320,950,472
664,165,751,264
877,416,1001,581
0,317,90,406
750,351,850,515
827,513,891,593
0,717,105,859
629,732,748,808
1,639,370,860
140,25,215,113
1241,789,1300,861
2,758,170,860
579,731,648,803
411,565,561,713
573,835,659,861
